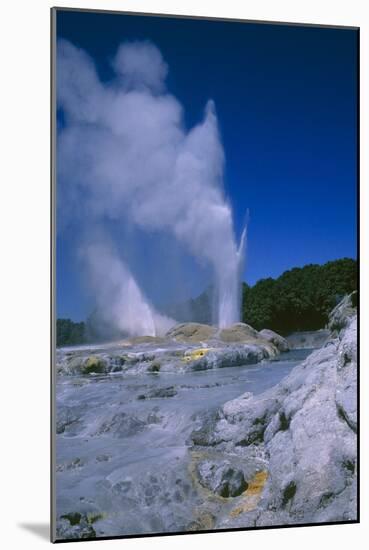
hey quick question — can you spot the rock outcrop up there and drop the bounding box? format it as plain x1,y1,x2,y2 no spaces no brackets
81,355,108,374
218,323,259,343
258,329,289,352
327,291,357,335
57,323,289,376
190,296,357,527
286,329,330,350
166,323,217,343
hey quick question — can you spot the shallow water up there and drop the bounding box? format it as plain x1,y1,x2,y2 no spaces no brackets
55,348,312,538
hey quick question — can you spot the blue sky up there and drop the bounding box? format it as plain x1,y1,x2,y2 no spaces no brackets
56,10,358,321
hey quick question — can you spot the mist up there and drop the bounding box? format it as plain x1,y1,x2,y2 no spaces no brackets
57,39,245,336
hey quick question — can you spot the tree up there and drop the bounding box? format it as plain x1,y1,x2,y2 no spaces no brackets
242,258,357,334
57,319,86,347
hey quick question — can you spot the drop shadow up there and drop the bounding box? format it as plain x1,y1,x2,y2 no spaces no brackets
18,522,49,541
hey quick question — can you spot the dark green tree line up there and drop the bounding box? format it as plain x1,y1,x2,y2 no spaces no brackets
57,318,86,347
242,258,357,334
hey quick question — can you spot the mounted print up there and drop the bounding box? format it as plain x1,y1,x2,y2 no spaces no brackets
51,7,359,542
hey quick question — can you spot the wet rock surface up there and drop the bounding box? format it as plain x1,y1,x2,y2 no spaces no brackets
55,299,357,538
55,347,306,538
191,299,357,528
137,386,178,400
258,329,289,352
56,322,286,377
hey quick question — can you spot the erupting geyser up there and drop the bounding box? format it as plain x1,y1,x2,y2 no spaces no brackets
83,244,175,337
57,40,245,335
216,223,247,328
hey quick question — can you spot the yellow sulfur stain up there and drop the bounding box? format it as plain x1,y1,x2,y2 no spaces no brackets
229,470,268,518
245,470,268,495
183,348,212,362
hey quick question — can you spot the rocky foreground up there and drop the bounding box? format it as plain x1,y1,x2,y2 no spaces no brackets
188,293,357,528
55,294,357,539
57,323,289,376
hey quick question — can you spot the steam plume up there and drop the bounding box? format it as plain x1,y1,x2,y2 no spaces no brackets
57,39,244,334
82,242,174,337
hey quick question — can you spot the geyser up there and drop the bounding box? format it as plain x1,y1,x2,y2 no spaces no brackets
57,39,244,334
83,243,175,337
217,223,247,328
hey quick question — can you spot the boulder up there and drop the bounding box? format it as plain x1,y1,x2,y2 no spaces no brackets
184,343,277,373
327,291,357,335
191,411,222,447
64,355,84,375
166,323,216,343
258,329,289,352
81,355,107,374
219,323,259,343
197,460,248,497
59,352,123,375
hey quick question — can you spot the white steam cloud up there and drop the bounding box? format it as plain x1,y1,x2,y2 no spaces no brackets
82,242,174,337
57,39,244,335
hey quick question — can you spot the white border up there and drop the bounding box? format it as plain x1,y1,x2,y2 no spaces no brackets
1,1,367,548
